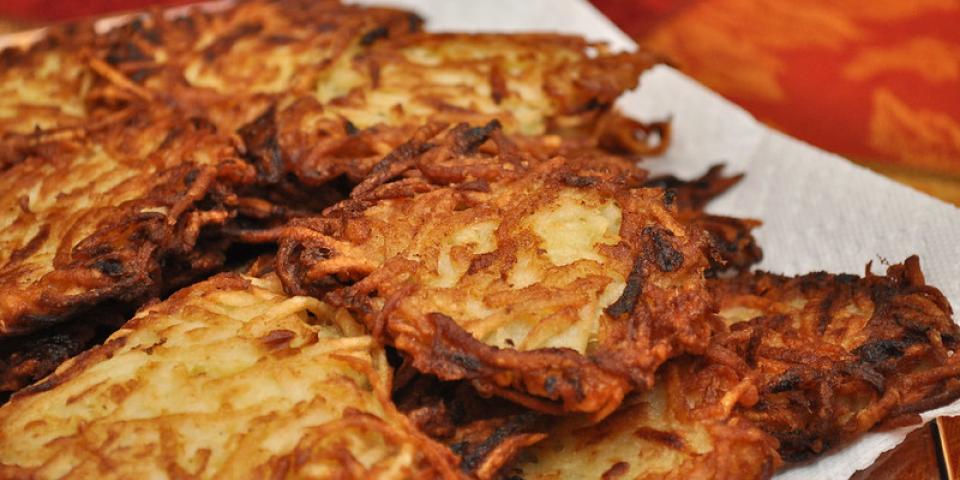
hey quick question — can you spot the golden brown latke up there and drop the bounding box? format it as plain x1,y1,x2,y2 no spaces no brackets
511,359,781,480
1,0,663,175
0,24,101,171
0,110,252,392
710,256,960,462
0,273,463,479
314,32,659,140
85,0,664,192
236,33,662,189
276,122,713,419
491,258,960,480
88,0,422,133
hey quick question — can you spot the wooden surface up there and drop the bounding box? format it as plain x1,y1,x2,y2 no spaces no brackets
940,417,960,478
851,423,943,480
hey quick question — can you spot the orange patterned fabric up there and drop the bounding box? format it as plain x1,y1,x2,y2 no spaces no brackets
594,0,960,176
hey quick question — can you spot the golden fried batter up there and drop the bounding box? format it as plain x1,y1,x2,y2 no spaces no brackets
0,274,462,479
710,256,960,462
0,110,251,391
503,258,960,479
277,123,713,419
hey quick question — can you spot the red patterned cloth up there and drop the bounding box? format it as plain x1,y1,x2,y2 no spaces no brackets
0,0,189,21
594,0,960,176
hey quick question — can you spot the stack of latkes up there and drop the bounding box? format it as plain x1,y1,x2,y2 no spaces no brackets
0,2,957,478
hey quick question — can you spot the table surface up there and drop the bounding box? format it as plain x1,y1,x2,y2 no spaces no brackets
1,2,958,477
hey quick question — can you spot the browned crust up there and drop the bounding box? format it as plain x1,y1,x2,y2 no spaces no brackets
393,373,549,480
276,121,713,418
710,256,960,462
9,273,251,401
0,112,255,392
644,164,763,276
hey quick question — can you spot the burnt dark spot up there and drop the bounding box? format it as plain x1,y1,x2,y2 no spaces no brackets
605,258,644,318
544,376,557,394
644,226,683,272
238,106,284,183
562,174,600,188
360,26,389,46
105,41,147,66
141,28,161,45
457,120,501,153
579,97,605,112
855,339,906,364
343,120,359,136
407,13,424,32
836,273,858,284
450,353,481,373
450,441,469,457
776,431,827,463
744,329,763,368
768,369,801,393
662,188,676,206
458,413,540,473
17,314,60,331
189,116,217,132
93,259,124,277
184,169,199,185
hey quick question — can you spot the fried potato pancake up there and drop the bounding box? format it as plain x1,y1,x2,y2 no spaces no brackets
0,25,102,171
253,33,660,186
511,360,781,480
505,258,960,479
319,33,654,135
0,111,253,391
277,122,713,418
90,0,421,133
0,273,462,479
710,256,960,462
0,26,94,137
3,0,662,194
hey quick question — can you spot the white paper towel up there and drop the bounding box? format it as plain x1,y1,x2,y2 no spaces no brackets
3,0,958,476
354,0,960,478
